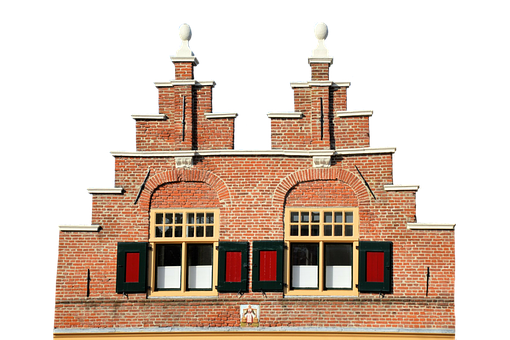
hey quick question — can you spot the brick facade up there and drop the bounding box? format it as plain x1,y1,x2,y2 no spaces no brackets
54,24,454,338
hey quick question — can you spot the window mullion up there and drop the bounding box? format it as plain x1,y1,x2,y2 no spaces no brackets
181,241,187,293
319,241,324,292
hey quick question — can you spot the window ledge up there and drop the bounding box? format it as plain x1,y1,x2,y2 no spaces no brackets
267,112,303,119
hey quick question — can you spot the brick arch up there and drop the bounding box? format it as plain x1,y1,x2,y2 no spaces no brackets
271,168,370,208
138,169,231,212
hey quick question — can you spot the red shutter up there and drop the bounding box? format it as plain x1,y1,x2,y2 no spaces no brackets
259,250,277,281
366,251,384,282
125,252,140,283
225,251,242,282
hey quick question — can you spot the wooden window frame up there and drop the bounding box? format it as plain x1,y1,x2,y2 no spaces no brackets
148,209,219,297
284,207,359,296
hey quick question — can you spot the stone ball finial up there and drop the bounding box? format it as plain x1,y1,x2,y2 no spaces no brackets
175,23,195,58
311,22,330,58
314,22,328,40
179,23,192,41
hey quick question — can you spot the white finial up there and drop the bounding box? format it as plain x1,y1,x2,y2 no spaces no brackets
307,20,335,64
168,21,199,65
174,21,195,57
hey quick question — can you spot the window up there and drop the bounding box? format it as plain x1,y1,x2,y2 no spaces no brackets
148,209,219,296
284,208,359,296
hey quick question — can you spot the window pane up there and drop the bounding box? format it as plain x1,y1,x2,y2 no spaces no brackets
206,225,214,237
301,225,309,236
174,226,182,237
312,212,320,222
324,212,332,223
155,226,163,238
187,244,213,265
165,213,173,224
187,213,194,224
291,212,299,223
334,225,343,236
325,243,352,289
187,244,213,289
335,212,343,223
345,212,353,223
196,213,204,224
290,225,298,236
196,226,204,237
165,226,172,237
175,213,183,224
291,243,318,288
324,225,332,236
206,213,214,224
187,226,194,237
301,212,309,223
291,243,318,265
156,244,181,290
311,224,319,236
345,225,353,236
156,213,163,224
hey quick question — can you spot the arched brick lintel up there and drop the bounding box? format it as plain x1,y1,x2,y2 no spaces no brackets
272,168,370,208
138,169,231,211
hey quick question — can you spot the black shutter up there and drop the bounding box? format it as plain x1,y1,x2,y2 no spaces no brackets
358,241,392,293
116,242,148,294
252,241,284,292
217,242,248,292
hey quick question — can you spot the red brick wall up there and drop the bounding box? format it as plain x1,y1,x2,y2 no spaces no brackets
55,154,455,331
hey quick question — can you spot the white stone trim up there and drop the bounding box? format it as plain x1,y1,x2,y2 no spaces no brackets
290,81,350,88
313,156,331,168
111,148,395,158
336,111,373,118
131,114,167,120
267,112,303,119
54,326,455,335
87,188,124,194
407,223,456,230
154,80,215,88
204,113,238,119
384,185,420,191
175,156,193,168
59,225,101,232
170,56,199,65
308,57,334,65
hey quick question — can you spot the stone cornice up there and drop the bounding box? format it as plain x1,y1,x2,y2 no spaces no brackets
290,81,350,88
131,114,167,120
154,80,215,88
59,225,101,232
384,185,420,191
204,113,238,119
110,148,395,158
336,111,373,118
308,57,334,65
407,223,456,230
267,112,303,119
87,188,124,194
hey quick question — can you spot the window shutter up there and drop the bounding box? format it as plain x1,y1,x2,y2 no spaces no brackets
358,241,392,293
116,242,148,294
217,242,248,292
252,241,284,292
